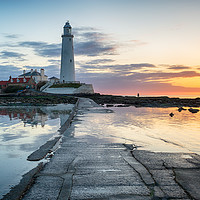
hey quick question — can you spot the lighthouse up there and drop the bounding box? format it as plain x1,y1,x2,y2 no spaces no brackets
43,21,94,94
60,21,75,82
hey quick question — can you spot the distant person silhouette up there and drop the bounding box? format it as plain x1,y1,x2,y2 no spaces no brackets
137,93,140,97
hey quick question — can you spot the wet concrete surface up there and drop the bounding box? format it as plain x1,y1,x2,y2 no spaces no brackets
4,98,200,200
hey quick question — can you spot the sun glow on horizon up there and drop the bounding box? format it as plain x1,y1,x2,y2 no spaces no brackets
169,77,200,88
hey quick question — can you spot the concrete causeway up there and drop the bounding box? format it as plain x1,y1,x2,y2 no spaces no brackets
5,98,200,200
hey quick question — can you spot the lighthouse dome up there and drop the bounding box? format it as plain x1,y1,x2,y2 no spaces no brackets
63,21,72,35
64,21,71,28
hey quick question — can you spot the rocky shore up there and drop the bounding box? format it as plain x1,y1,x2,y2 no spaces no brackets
1,93,200,108
77,94,200,107
0,94,77,106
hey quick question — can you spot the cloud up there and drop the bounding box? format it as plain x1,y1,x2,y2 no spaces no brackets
73,27,96,33
76,63,200,95
18,41,61,57
37,47,61,57
74,27,118,57
0,65,22,79
48,59,60,65
3,34,21,39
16,26,118,58
44,65,60,77
80,63,156,74
118,71,200,82
74,40,117,57
130,63,156,69
3,26,117,59
86,59,115,65
167,65,190,70
81,32,106,41
19,41,46,48
77,69,200,95
0,51,26,61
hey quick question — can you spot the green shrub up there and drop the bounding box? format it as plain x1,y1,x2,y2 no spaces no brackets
50,83,81,88
4,85,25,93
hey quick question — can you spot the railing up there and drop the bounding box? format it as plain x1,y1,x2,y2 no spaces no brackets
40,82,53,92
54,81,81,84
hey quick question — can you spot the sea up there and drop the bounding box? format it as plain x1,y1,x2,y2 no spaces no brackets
0,103,200,198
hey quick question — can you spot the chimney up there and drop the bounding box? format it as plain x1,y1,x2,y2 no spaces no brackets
31,69,33,73
35,69,37,72
23,70,26,74
40,69,44,78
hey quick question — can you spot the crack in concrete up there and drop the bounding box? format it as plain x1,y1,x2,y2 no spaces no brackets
172,168,194,200
57,172,75,200
132,154,195,199
120,153,155,199
130,151,168,199
57,156,78,200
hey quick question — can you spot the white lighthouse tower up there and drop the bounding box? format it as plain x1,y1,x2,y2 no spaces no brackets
60,21,75,82
42,21,94,94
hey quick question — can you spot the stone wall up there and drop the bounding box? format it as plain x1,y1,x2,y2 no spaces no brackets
44,84,94,94
74,84,94,94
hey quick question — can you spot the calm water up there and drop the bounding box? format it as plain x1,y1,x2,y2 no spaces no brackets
0,105,73,198
74,106,200,154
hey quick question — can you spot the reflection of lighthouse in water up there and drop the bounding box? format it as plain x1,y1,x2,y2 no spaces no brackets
59,113,75,137
60,114,69,127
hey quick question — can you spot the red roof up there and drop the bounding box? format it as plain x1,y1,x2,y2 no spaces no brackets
8,77,32,84
0,77,36,86
0,81,9,86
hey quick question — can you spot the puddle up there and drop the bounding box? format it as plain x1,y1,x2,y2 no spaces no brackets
0,104,73,198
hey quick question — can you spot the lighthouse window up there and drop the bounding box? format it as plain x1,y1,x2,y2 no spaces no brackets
69,38,71,41
70,59,72,62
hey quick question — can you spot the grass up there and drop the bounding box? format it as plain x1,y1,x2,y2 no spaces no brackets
50,83,82,88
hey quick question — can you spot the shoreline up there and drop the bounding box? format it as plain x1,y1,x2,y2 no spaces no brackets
76,94,200,108
0,93,200,108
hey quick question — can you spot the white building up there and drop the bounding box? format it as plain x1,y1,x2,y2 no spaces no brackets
60,21,75,82
19,69,48,83
49,76,59,84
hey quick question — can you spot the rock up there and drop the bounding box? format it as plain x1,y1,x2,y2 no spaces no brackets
178,107,186,112
169,112,174,117
106,104,114,107
115,104,131,107
188,108,199,113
